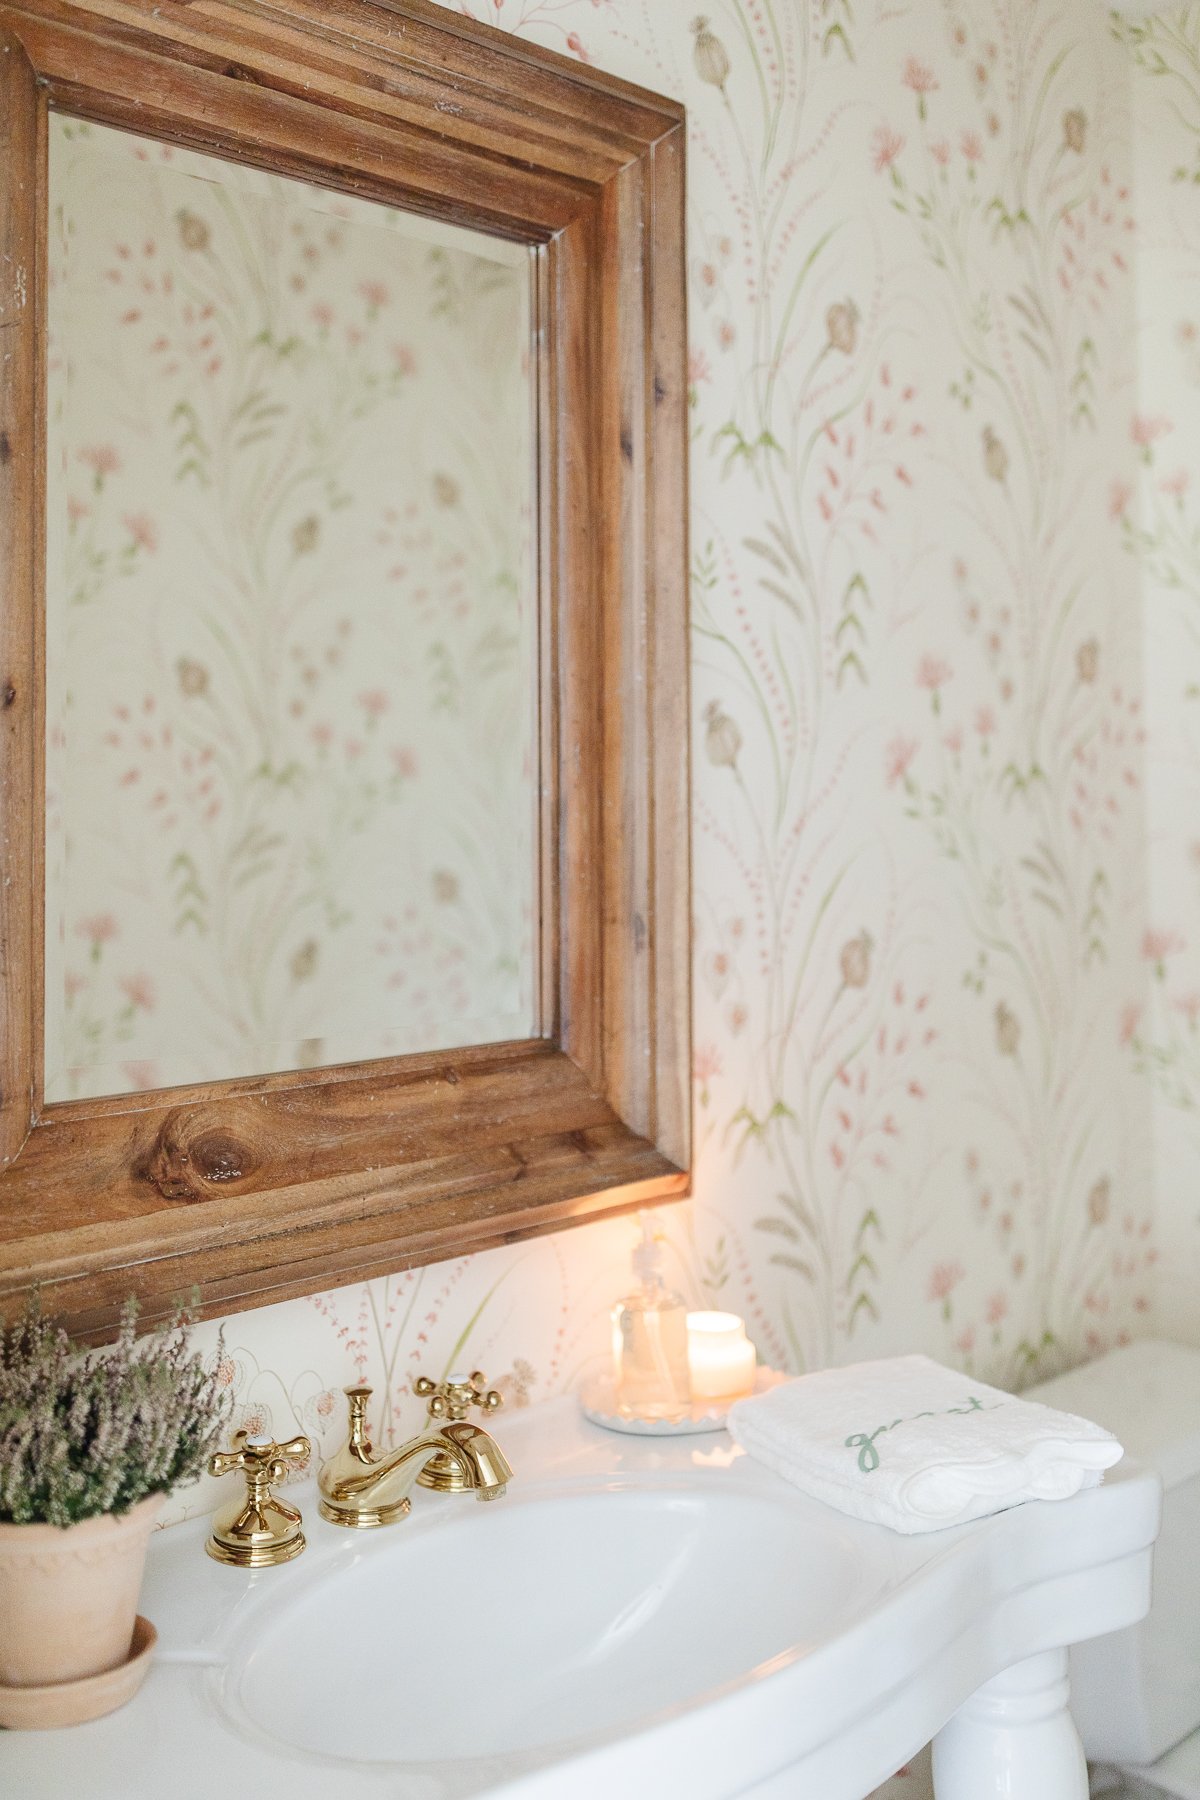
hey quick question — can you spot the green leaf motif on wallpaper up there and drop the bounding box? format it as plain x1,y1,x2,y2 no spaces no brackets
845,1208,882,1336
997,760,1048,803
712,420,783,478
1019,839,1068,922
728,1099,798,1160
169,851,209,936
691,1234,730,1303
170,399,212,488
1070,338,1098,430
1083,869,1109,969
769,1250,818,1285
834,574,871,688
1007,283,1053,371
228,823,288,894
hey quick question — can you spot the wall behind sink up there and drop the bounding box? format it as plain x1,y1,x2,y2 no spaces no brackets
179,0,1157,1464
167,4,1165,1793
1119,5,1200,1347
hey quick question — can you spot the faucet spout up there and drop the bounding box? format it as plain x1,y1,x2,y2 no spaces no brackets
318,1386,513,1529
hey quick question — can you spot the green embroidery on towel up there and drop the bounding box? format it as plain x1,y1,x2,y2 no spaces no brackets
845,1395,1006,1474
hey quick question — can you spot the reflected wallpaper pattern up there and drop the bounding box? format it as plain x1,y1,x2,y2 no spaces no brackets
45,119,535,1100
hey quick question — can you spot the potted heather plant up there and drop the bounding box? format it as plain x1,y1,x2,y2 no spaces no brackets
0,1297,229,1707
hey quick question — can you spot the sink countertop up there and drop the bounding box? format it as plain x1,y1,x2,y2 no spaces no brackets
0,1394,1161,1800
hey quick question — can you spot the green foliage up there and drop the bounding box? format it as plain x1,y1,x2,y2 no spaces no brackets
0,1298,230,1527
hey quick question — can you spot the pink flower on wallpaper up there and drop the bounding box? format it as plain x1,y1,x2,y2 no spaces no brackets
119,973,156,1011
927,1260,965,1303
985,1292,1008,1327
1119,1002,1142,1048
688,348,713,386
123,513,158,553
1173,991,1200,1029
78,443,121,483
871,126,905,175
1108,480,1133,521
1131,414,1172,458
930,138,951,167
974,705,996,739
902,57,937,94
917,653,952,714
66,496,90,526
1160,468,1190,500
917,653,952,691
960,130,984,164
885,734,918,787
358,688,390,718
392,343,417,375
311,302,334,330
391,746,418,778
901,57,938,119
565,31,591,63
120,1061,159,1091
1142,927,1184,976
76,913,118,949
358,279,390,311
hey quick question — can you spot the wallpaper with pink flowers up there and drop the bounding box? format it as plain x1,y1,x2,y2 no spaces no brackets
45,118,536,1100
1118,5,1200,1355
94,0,1200,1788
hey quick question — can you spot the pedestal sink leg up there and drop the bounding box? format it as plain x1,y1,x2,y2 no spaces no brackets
931,1649,1088,1800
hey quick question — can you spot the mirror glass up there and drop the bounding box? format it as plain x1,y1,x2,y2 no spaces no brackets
43,117,538,1103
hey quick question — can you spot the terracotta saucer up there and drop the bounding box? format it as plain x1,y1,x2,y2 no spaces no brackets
0,1615,157,1730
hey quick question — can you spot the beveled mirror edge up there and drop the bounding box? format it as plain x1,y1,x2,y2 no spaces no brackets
0,0,690,1336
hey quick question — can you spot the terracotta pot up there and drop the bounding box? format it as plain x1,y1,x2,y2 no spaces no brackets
0,1493,162,1688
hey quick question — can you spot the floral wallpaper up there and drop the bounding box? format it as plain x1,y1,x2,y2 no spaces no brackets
45,118,536,1100
1117,5,1200,1351
49,0,1198,1789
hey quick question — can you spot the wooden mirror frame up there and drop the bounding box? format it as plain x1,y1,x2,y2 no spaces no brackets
0,0,689,1335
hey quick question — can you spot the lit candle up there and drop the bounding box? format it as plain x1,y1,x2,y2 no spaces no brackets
687,1311,756,1402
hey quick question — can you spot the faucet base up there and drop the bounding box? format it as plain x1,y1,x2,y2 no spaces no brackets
318,1495,412,1530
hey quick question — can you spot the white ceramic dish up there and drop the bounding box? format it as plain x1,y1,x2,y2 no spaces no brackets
578,1365,787,1435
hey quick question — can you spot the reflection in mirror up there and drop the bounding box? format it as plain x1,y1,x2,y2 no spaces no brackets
44,117,538,1102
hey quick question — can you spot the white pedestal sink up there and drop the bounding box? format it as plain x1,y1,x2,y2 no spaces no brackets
0,1394,1160,1800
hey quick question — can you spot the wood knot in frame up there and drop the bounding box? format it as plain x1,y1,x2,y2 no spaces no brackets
2,681,15,709
0,430,11,465
138,1110,260,1203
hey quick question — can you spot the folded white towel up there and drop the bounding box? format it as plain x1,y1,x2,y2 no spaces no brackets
727,1353,1123,1534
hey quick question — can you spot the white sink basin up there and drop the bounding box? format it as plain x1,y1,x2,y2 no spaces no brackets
0,1393,1162,1800
230,1480,879,1765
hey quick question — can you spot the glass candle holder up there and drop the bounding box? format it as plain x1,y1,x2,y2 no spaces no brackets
686,1311,756,1402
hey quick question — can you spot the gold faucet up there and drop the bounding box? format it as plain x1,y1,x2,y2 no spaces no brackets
206,1431,312,1567
318,1375,513,1529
